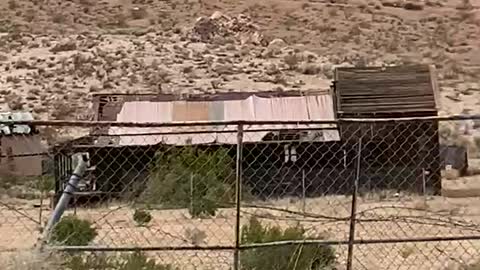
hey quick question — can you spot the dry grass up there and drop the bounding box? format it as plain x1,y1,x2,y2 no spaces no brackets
2,251,59,270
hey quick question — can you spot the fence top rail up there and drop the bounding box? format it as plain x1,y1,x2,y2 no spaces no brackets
0,114,479,127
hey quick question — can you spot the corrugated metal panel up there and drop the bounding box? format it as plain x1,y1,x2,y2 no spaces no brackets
0,112,34,135
334,65,439,116
93,90,331,121
108,94,339,145
173,101,210,122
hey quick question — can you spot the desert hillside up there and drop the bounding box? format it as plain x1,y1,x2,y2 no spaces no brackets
0,0,479,121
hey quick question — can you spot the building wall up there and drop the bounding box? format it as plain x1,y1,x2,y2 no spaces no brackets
0,135,44,177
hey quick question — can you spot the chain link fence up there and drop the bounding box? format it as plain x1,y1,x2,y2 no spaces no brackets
1,116,480,269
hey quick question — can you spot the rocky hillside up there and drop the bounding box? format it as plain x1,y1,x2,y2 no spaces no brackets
0,0,479,121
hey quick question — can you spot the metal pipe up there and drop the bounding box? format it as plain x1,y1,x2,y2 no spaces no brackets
45,234,480,252
3,113,480,128
42,155,88,244
233,123,244,270
346,137,362,270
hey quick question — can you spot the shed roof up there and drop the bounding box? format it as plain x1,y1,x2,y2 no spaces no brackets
107,93,340,146
334,65,440,116
92,90,331,121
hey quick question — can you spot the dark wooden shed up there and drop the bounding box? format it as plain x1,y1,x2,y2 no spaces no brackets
333,65,442,194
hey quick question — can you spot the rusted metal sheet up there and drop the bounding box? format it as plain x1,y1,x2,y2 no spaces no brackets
92,90,330,121
334,65,439,116
108,93,339,145
172,101,210,122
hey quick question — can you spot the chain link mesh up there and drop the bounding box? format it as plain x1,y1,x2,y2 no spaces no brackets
1,117,480,269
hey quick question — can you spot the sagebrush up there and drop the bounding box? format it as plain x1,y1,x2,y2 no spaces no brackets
240,217,336,270
142,146,245,217
50,215,97,246
64,252,177,270
133,209,152,226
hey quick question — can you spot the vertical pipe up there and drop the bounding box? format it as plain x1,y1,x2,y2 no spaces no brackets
346,137,362,270
422,168,428,202
233,124,244,270
42,156,88,244
38,190,43,228
190,173,194,215
301,169,306,214
53,153,60,209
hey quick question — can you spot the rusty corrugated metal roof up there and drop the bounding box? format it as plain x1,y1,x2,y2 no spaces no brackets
334,65,439,116
92,90,330,121
108,94,339,145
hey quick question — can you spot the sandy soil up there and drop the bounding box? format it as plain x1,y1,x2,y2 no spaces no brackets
0,0,479,120
2,190,480,269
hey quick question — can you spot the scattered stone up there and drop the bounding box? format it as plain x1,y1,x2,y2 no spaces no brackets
380,0,403,8
403,2,424,10
264,63,280,75
212,63,236,75
189,11,266,45
50,39,77,52
297,62,321,75
267,38,287,50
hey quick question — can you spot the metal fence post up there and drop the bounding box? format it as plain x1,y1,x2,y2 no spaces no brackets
233,123,244,270
346,137,362,270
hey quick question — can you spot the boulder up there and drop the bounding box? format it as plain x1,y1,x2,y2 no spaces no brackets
267,38,287,50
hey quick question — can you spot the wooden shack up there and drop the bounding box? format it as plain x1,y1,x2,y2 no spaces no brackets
54,91,342,204
333,65,442,194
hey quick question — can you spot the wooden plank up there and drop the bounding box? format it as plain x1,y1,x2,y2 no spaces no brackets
338,89,433,96
429,65,441,111
340,98,434,105
340,94,433,100
340,101,436,108
333,64,438,115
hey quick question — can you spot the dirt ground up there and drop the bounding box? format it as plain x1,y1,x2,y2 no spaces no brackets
0,0,479,121
2,188,480,270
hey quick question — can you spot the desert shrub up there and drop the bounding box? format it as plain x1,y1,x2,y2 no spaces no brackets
117,252,177,270
133,209,152,226
185,228,207,246
65,254,115,270
64,252,177,270
0,168,20,189
141,146,247,218
50,215,97,246
38,174,55,194
475,137,480,152
240,217,335,270
8,0,18,10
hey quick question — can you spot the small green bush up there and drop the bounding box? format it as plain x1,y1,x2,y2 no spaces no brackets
38,174,55,194
133,209,152,226
141,146,243,218
50,215,97,246
240,217,336,270
64,252,177,270
0,169,20,189
64,254,115,270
